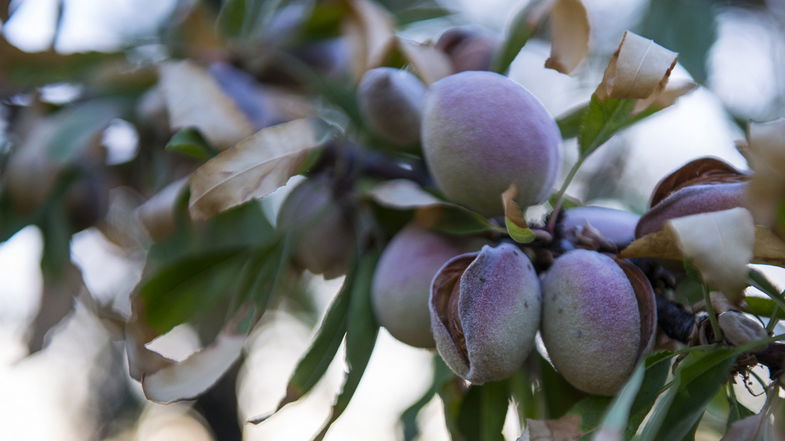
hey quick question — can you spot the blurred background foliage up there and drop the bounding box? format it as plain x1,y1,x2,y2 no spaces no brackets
0,0,784,440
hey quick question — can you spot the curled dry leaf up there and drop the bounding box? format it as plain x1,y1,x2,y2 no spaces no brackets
519,415,581,441
397,37,453,85
720,414,768,441
342,0,396,80
188,118,319,221
126,303,255,403
136,178,188,241
632,79,698,114
366,179,442,209
159,60,254,149
717,311,768,350
544,0,590,75
595,31,678,101
621,208,755,303
745,118,785,232
622,225,785,269
502,184,536,243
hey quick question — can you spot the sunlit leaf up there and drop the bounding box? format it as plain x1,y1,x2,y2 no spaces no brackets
165,128,216,161
595,31,678,101
544,0,590,75
188,118,319,221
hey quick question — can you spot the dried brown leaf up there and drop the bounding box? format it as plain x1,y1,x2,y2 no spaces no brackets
342,0,396,80
544,0,590,74
502,184,527,229
595,31,678,101
366,179,442,209
398,37,453,85
159,60,254,149
745,118,785,230
720,414,767,441
136,178,188,241
632,79,697,114
520,415,582,441
188,119,318,221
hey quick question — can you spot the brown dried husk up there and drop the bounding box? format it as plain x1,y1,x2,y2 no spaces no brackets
650,157,748,208
614,257,658,362
431,253,477,364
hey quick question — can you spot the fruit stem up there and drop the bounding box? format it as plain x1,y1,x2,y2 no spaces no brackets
547,156,585,232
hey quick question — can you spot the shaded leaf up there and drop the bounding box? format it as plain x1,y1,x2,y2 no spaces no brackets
165,128,216,161
275,273,354,411
637,0,716,84
159,60,254,149
188,118,319,220
401,356,453,441
492,0,550,74
136,178,189,242
636,348,738,441
415,204,497,235
139,249,246,335
591,363,645,441
545,0,590,75
27,262,83,354
313,252,380,440
458,381,509,441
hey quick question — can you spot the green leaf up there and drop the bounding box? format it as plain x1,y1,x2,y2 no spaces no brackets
438,377,467,440
400,356,453,441
492,0,543,74
457,381,509,441
578,96,637,158
45,100,122,164
165,128,216,160
276,273,354,411
637,0,716,84
592,363,646,440
314,252,381,441
505,216,536,243
217,0,247,38
745,296,779,318
139,249,247,334
625,352,673,439
557,103,588,140
636,348,737,441
749,268,785,312
539,353,585,418
569,396,612,440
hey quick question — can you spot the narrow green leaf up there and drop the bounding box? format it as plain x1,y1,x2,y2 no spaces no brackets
540,353,585,418
400,356,453,441
165,128,216,160
625,352,673,439
636,348,737,441
592,363,645,441
314,252,381,441
420,205,497,236
276,274,354,410
745,296,779,318
578,96,637,157
557,103,588,140
568,396,612,440
749,268,785,312
457,381,509,441
45,100,121,164
492,0,543,74
438,377,467,440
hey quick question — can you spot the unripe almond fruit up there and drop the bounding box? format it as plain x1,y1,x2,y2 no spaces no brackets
358,67,426,147
422,71,561,216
